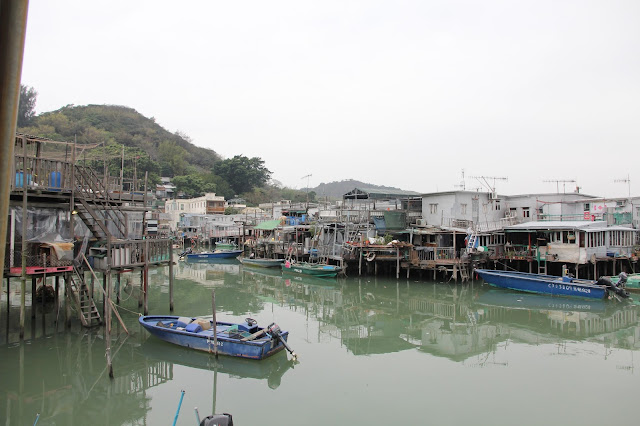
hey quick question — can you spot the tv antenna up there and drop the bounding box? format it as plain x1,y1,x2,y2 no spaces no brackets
614,175,631,198
543,179,576,194
454,169,466,191
470,175,508,196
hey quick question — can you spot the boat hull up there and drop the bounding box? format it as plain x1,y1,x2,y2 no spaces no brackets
139,315,288,360
239,258,285,268
186,250,243,260
281,262,341,277
475,269,607,300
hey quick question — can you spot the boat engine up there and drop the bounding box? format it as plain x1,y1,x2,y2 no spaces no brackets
266,323,298,360
597,276,630,299
200,413,233,426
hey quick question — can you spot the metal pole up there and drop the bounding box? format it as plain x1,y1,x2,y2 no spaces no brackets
0,0,30,283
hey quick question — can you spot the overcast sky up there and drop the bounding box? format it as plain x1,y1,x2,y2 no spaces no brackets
21,0,639,197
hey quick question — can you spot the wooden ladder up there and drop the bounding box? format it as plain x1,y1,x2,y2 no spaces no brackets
67,267,102,327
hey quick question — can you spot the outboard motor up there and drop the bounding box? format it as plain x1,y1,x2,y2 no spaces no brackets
200,413,233,426
178,247,192,257
597,276,630,299
618,272,628,289
267,323,298,360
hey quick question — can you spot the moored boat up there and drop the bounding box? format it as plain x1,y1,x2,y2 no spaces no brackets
475,269,629,300
239,257,285,268
185,249,243,260
281,260,342,278
139,315,292,360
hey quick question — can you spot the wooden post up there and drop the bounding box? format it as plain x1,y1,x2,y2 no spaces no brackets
65,273,71,328
31,276,36,318
396,247,400,279
169,242,174,311
116,272,120,304
139,268,144,308
144,239,149,315
19,138,27,338
212,290,218,358
54,275,59,323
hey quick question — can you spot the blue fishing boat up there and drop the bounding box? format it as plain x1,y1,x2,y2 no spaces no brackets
185,249,243,260
139,315,294,360
475,269,616,300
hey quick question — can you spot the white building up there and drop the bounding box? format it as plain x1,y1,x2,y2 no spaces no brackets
165,193,226,231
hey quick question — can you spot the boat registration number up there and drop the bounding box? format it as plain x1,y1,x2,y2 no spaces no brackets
547,283,591,294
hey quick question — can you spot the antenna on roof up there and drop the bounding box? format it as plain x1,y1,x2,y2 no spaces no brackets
543,178,576,194
454,169,466,191
470,175,507,197
614,174,631,198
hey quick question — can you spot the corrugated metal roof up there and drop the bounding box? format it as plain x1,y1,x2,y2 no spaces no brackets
344,187,421,199
253,219,282,230
505,221,608,231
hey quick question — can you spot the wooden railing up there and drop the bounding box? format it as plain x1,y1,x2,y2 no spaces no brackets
11,155,73,192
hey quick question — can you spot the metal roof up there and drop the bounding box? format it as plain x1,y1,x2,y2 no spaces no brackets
253,219,282,230
344,187,421,200
505,221,608,231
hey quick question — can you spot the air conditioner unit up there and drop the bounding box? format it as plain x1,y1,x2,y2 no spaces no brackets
489,192,498,200
416,218,427,227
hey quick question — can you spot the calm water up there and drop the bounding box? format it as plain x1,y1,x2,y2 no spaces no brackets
1,259,639,425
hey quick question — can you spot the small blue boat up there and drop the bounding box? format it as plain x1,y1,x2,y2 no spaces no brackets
185,249,243,260
475,269,609,300
139,315,292,360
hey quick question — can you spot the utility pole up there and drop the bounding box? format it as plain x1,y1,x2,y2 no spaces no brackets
301,174,312,209
543,179,576,194
614,175,631,198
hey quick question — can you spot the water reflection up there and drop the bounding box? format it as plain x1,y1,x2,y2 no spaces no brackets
2,259,639,425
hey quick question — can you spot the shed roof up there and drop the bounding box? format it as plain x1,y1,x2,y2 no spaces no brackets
344,187,421,200
253,219,282,230
505,221,608,232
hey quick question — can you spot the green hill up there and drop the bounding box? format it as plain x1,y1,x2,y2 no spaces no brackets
18,104,221,172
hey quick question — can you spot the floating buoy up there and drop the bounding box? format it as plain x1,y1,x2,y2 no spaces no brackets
365,252,376,262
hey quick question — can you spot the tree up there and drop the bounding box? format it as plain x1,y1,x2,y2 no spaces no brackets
17,84,37,127
158,141,187,176
213,155,272,195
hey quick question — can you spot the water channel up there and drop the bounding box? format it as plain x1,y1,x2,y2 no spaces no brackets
1,259,639,425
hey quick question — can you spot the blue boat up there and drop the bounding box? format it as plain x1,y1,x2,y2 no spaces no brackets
475,269,609,300
139,315,293,360
185,249,243,260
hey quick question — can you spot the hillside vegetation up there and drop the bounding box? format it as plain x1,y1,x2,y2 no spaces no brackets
18,101,402,205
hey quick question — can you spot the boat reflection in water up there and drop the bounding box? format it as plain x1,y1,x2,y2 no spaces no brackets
325,281,640,363
141,338,296,389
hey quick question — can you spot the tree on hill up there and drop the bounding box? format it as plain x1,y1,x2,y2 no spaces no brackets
213,155,272,195
18,85,37,127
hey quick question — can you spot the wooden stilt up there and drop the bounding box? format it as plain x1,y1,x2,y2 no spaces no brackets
31,276,36,319
169,243,174,311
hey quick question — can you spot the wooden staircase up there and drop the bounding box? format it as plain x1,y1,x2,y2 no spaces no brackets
74,165,128,240
66,267,102,327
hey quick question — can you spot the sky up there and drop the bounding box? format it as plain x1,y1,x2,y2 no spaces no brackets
20,0,640,198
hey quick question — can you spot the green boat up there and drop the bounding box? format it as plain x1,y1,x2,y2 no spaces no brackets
239,257,285,268
281,261,342,278
215,241,238,251
606,272,640,293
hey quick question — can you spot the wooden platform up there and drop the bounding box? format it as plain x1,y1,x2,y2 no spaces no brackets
9,265,73,276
